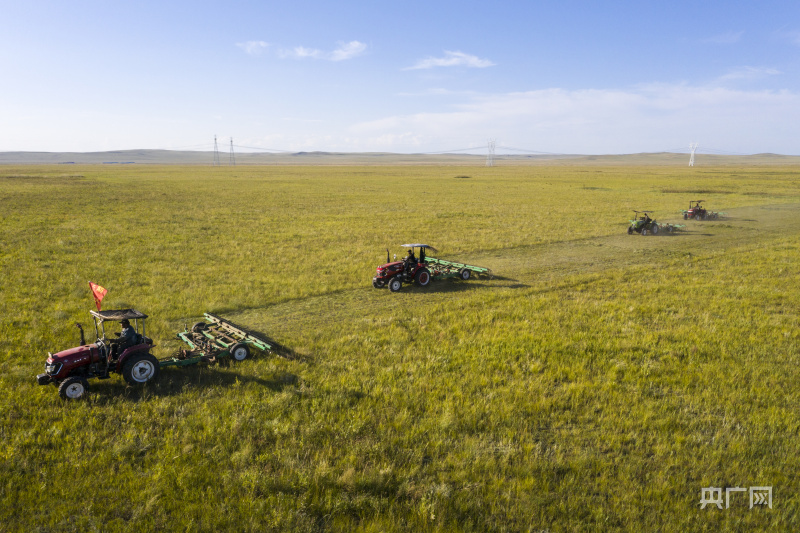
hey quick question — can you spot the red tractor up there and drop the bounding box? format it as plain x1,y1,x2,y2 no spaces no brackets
36,309,158,399
373,244,437,292
683,200,720,220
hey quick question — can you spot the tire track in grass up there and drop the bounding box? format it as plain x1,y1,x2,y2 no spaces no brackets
224,203,800,340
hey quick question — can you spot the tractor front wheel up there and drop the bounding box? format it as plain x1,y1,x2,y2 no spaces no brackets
627,226,634,235
230,343,250,362
683,213,688,220
388,277,403,292
122,353,160,386
59,377,89,400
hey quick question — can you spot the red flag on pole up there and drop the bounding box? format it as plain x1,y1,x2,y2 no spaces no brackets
89,282,107,311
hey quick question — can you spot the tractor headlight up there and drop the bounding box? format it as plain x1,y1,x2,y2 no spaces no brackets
45,362,62,375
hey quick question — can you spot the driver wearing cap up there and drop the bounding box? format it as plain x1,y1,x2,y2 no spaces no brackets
116,318,138,352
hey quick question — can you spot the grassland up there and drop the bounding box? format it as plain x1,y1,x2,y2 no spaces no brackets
1,164,799,531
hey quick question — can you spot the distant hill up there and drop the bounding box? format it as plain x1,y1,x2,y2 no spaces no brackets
0,149,798,165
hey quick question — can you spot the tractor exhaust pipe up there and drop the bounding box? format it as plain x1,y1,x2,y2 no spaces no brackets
386,248,390,263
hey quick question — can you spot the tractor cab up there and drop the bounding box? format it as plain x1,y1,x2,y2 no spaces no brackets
373,244,438,291
89,309,152,358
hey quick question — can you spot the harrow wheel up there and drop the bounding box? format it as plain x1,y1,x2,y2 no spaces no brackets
230,343,250,362
651,224,659,235
459,269,471,280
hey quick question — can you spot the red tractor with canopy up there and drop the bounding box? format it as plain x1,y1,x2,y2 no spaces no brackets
36,309,157,399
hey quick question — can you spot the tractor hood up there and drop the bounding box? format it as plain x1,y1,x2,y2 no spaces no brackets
49,344,94,363
379,261,404,269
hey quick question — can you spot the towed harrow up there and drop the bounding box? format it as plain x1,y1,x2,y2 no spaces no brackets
163,312,273,367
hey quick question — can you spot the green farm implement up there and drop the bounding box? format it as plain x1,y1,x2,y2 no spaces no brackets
163,312,273,368
424,256,493,281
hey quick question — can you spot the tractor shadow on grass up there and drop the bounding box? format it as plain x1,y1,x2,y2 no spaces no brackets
406,275,529,294
89,365,302,403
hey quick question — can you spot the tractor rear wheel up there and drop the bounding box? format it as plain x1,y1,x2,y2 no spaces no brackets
415,268,431,287
230,343,250,362
459,269,471,280
388,277,402,292
59,377,89,400
122,353,159,386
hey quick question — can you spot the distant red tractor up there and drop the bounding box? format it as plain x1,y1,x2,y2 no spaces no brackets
372,244,491,292
36,309,157,399
683,200,721,220
373,244,436,292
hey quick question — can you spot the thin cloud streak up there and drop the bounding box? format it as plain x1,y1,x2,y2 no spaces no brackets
702,31,744,44
718,66,781,82
277,41,366,61
236,40,270,55
405,51,495,70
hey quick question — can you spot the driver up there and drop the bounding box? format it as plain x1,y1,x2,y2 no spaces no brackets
404,249,417,274
116,319,137,352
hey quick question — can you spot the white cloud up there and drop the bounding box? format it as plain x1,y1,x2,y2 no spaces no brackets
702,31,744,44
348,84,800,154
330,41,367,61
405,51,495,70
775,29,800,46
280,46,324,59
278,41,366,61
718,66,781,82
236,41,270,55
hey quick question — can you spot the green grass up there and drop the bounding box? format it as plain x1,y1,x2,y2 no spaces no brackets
1,164,799,531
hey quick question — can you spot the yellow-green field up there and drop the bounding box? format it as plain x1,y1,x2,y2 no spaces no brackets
1,164,799,531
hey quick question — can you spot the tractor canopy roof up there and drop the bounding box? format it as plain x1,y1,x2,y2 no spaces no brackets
691,200,705,203
90,309,148,322
400,244,438,252
632,210,652,215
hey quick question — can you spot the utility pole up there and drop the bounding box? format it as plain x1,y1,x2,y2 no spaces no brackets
229,138,236,166
486,139,496,167
213,135,220,166
689,142,698,167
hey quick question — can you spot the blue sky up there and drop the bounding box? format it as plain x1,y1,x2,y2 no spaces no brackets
2,0,799,154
